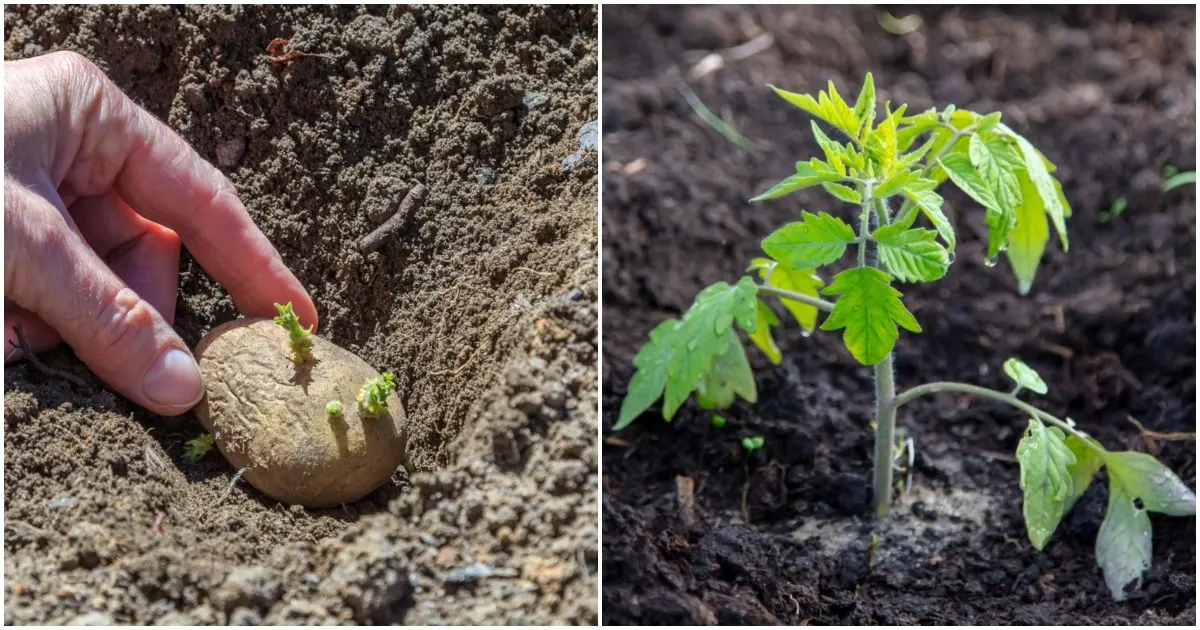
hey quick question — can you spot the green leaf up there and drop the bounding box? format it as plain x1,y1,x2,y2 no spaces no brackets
875,169,924,199
1005,127,1069,251
750,258,825,333
976,111,1003,134
900,182,956,251
751,162,842,202
741,435,765,452
897,109,940,152
969,133,1022,202
695,335,758,410
872,222,949,283
769,82,857,141
615,278,759,429
746,299,782,365
1003,357,1048,395
897,135,937,170
810,122,848,176
1105,451,1197,517
762,211,857,269
852,72,876,139
819,267,921,365
1163,170,1196,192
1016,417,1076,550
1005,172,1050,295
1064,434,1106,512
822,182,861,204
938,153,1000,211
711,414,726,430
1096,474,1152,601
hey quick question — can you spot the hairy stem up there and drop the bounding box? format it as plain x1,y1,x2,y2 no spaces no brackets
857,182,875,267
873,353,897,517
756,285,835,312
890,381,1107,456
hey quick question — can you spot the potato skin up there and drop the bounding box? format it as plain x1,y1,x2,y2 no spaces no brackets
193,318,406,508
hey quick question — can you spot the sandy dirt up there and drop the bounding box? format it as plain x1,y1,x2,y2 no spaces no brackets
4,4,597,625
601,4,1194,625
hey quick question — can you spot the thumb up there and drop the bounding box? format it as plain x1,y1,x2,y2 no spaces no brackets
5,178,202,415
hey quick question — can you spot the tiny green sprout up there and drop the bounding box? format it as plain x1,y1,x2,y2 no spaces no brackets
1099,197,1127,223
273,302,314,363
326,400,344,419
614,73,1195,601
1162,167,1196,192
183,433,215,462
356,372,396,417
711,414,727,430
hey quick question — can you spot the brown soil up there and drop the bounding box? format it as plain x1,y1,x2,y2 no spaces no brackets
4,4,597,625
601,5,1195,625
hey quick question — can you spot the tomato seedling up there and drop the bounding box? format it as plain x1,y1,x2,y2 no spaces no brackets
614,74,1195,601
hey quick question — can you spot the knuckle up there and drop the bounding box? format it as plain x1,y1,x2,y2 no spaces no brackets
89,287,157,361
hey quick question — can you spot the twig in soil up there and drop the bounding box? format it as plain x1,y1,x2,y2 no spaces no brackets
1125,415,1195,457
359,183,427,253
428,342,485,377
513,266,554,278
151,512,165,536
144,446,166,473
9,324,88,388
740,462,752,524
265,38,336,64
677,79,760,153
216,467,252,505
675,475,698,528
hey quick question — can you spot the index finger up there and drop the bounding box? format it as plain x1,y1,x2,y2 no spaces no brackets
49,52,319,330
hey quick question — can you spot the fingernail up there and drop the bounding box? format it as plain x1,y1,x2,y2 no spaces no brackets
142,348,204,408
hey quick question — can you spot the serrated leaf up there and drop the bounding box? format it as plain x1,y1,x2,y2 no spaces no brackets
969,133,1022,202
1016,417,1077,550
876,169,925,200
1005,172,1049,295
938,153,1000,210
900,183,956,251
1105,451,1197,517
751,258,825,333
762,211,857,269
1096,475,1152,601
746,298,782,364
897,109,940,152
821,79,859,139
616,320,677,430
822,182,861,204
1002,125,1069,251
1064,434,1106,512
615,278,759,430
1003,357,1048,394
872,223,949,283
810,121,848,176
898,135,937,170
695,335,758,409
853,72,876,139
819,267,921,365
751,162,843,202
976,111,1003,133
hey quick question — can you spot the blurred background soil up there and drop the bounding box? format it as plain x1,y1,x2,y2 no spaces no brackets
602,4,1194,625
4,4,597,625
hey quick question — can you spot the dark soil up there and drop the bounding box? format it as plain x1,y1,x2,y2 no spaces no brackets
4,4,597,625
601,5,1195,625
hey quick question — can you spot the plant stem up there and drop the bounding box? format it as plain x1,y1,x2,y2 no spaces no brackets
755,285,835,312
857,182,875,267
889,381,1107,457
872,353,897,517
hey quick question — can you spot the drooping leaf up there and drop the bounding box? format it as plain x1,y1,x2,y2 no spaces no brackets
750,258,825,333
1002,125,1069,251
1003,357,1048,395
822,182,861,204
762,211,857,269
1104,451,1197,517
695,335,757,409
968,133,1022,209
1005,172,1050,295
900,181,956,251
819,267,921,365
751,162,843,202
1096,473,1152,601
938,152,1000,211
1064,433,1107,512
872,222,950,283
746,298,782,364
615,278,759,430
617,320,677,430
1015,417,1076,550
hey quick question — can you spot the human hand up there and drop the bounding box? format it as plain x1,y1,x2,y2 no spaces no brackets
4,51,318,415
